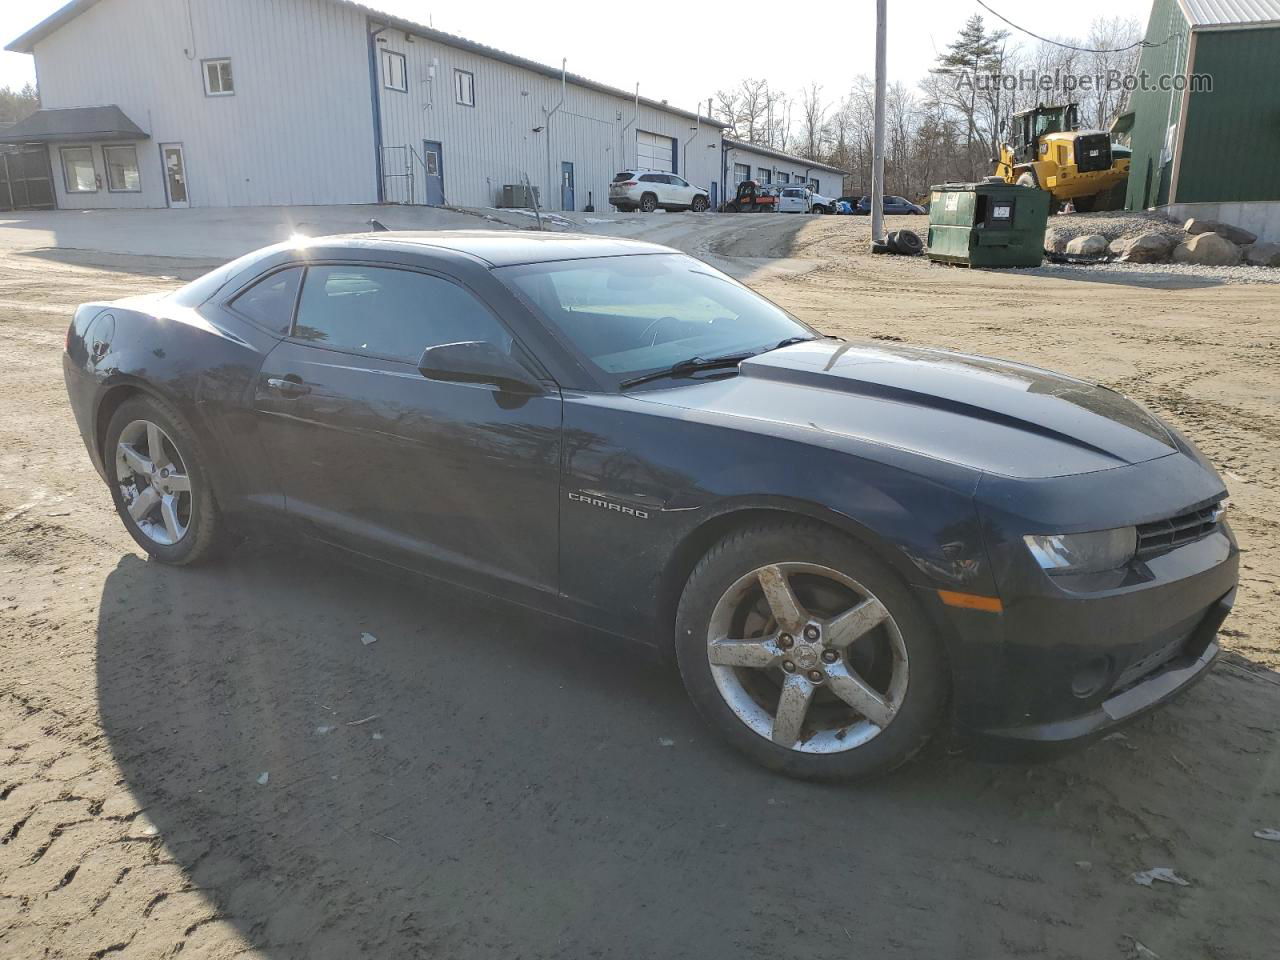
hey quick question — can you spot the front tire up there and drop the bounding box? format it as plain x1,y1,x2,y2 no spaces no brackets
674,521,947,781
105,394,225,565
690,195,708,212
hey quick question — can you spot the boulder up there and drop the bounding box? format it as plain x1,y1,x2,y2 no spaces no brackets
1171,232,1243,266
1184,218,1257,246
1243,241,1280,268
1044,228,1072,254
1065,233,1109,256
1110,233,1179,263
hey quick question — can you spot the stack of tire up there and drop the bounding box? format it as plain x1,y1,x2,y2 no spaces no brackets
871,230,924,256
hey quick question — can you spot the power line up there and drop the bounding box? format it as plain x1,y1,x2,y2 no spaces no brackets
972,0,1163,54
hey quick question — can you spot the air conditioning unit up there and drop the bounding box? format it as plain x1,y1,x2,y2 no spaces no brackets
499,184,540,208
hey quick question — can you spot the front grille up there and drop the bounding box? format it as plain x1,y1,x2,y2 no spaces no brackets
1136,504,1222,559
1074,133,1112,173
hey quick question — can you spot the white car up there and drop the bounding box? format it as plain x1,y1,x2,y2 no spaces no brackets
776,186,836,215
609,171,710,213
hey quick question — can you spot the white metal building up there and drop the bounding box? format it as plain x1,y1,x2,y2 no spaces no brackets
3,0,838,215
722,138,848,200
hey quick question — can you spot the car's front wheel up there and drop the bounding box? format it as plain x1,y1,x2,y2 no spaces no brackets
105,394,225,565
690,195,708,212
675,521,947,781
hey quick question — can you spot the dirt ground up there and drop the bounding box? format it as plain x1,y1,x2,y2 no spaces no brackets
0,217,1277,960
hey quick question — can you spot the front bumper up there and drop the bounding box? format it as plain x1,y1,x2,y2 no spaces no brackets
924,516,1238,757
964,589,1231,759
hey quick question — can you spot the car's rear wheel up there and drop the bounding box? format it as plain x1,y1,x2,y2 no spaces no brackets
105,395,224,565
640,193,658,213
690,195,708,212
675,522,947,781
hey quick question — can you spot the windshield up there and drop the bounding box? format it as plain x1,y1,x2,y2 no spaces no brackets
496,254,814,386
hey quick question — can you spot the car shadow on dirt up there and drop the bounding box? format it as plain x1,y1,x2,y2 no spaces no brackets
94,547,1280,959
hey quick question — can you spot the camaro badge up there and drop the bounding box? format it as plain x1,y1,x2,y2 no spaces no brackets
568,491,649,519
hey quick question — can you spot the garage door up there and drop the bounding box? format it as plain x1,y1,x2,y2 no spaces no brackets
636,130,674,173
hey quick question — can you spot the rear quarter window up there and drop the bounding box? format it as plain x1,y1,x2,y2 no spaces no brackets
228,267,302,334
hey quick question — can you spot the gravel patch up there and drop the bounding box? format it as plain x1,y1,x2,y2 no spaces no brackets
1007,259,1280,285
1044,209,1184,250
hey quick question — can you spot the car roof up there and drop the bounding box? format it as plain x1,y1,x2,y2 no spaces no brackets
302,230,679,267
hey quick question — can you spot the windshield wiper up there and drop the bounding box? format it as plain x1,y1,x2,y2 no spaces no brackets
619,352,756,390
773,336,817,350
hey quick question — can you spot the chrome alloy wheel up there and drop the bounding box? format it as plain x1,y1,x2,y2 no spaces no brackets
115,419,193,546
706,562,909,753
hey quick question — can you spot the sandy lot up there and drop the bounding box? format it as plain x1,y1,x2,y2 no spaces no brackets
1,216,1277,959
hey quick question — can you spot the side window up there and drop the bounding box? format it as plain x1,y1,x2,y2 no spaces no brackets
454,68,475,106
639,174,660,183
381,50,407,92
229,267,303,334
203,58,234,96
292,265,512,360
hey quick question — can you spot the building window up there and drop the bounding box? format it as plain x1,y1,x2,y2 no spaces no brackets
382,50,407,92
103,145,141,192
203,58,234,96
756,167,771,184
810,179,819,191
60,146,97,193
454,69,474,107
733,163,750,184
778,172,790,184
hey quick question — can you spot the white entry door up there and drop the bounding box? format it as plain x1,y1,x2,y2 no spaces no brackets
160,143,189,208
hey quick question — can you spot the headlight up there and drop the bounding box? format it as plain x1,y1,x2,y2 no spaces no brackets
1024,527,1137,575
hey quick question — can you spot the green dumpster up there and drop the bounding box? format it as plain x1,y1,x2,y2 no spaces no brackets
926,181,1049,268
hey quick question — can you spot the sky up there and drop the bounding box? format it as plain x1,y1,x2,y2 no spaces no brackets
1,0,1157,107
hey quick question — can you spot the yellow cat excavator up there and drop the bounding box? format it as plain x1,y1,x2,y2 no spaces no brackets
993,103,1129,212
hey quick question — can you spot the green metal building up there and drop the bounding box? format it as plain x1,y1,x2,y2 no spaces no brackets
1119,0,1280,241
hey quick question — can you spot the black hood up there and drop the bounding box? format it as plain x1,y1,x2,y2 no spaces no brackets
635,340,1177,479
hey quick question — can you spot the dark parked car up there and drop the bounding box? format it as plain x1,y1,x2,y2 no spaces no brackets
63,232,1238,781
855,195,927,215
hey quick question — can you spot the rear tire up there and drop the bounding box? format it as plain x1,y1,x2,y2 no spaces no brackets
105,394,225,566
640,193,658,213
674,521,947,782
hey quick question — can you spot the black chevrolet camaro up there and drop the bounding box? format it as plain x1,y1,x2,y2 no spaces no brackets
63,232,1239,781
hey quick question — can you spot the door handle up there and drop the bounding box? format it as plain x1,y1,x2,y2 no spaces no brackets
267,377,311,397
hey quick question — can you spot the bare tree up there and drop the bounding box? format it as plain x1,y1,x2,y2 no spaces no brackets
799,83,827,159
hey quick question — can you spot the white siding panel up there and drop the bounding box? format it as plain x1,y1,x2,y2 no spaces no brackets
33,0,377,208
375,32,722,211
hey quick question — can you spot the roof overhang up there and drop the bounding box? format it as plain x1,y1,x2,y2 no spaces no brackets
0,105,149,144
721,138,849,177
1176,0,1280,30
4,0,102,53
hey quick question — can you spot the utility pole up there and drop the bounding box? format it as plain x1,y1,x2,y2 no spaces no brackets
870,0,887,248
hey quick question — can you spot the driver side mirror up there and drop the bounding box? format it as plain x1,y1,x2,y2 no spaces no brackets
417,341,543,394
